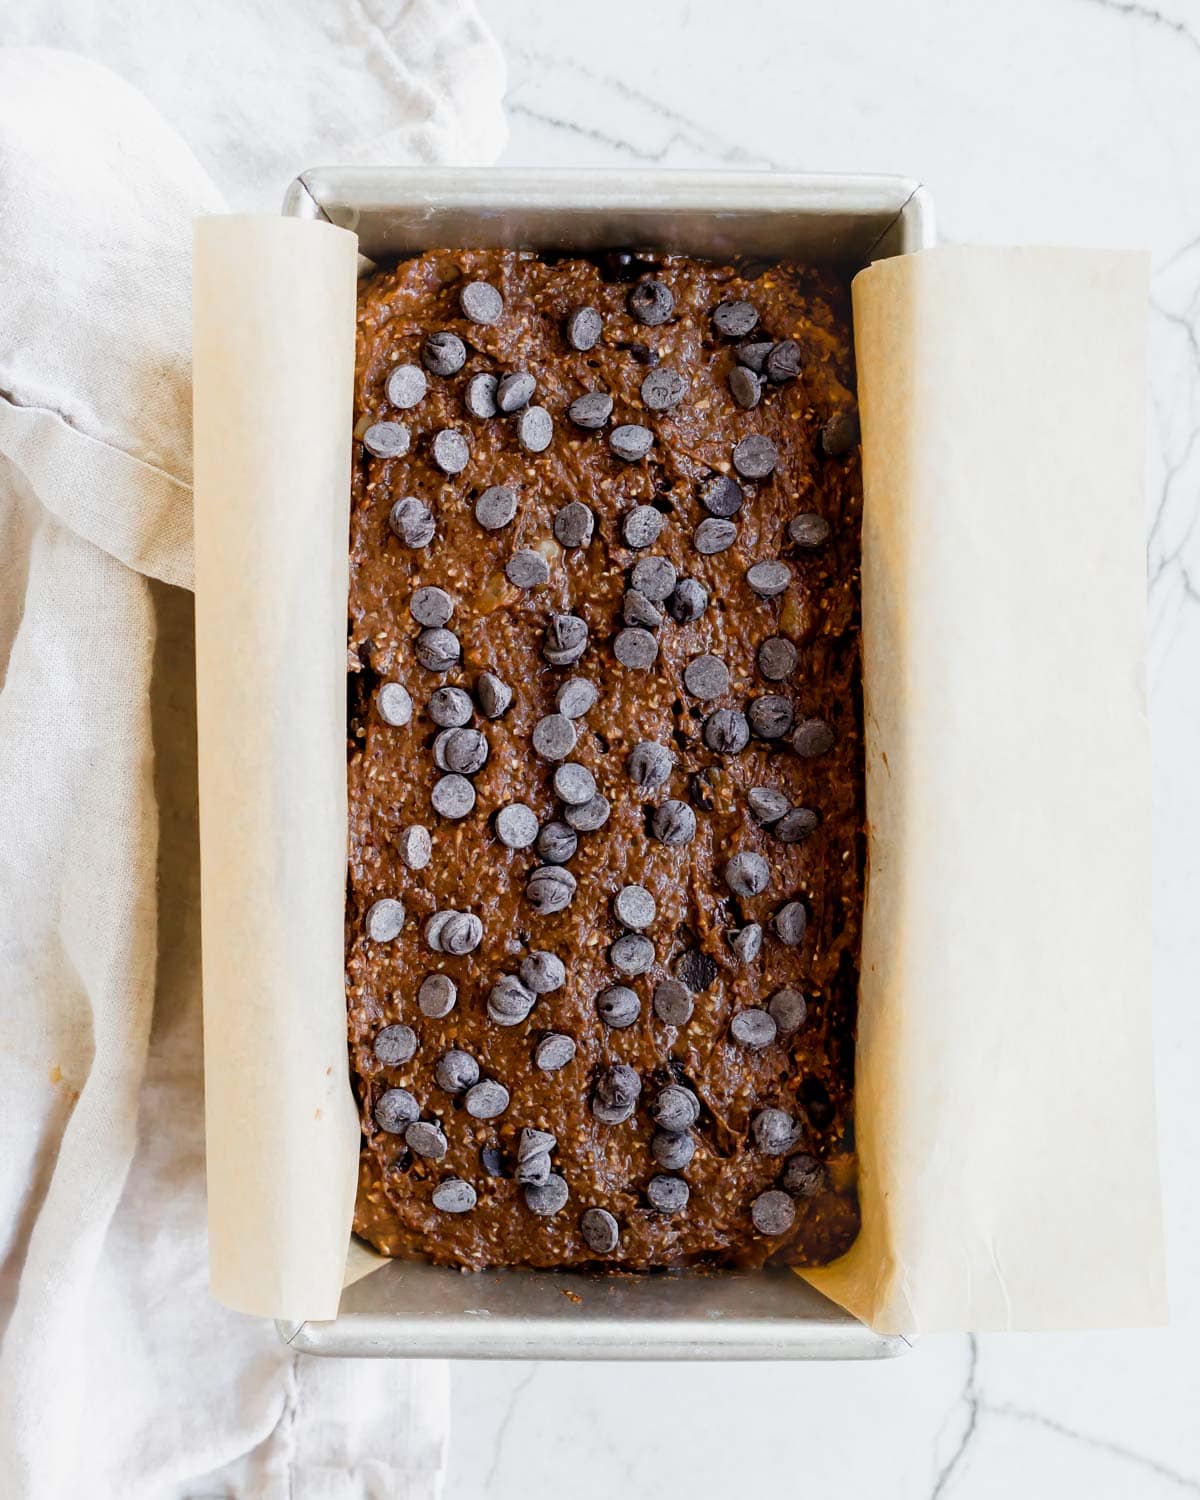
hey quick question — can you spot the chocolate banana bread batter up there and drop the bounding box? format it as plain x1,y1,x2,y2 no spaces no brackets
346,247,864,1270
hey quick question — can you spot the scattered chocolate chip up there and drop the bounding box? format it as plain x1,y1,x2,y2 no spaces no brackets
386,364,427,410
782,1153,824,1197
554,762,597,806
673,949,718,993
600,250,643,283
668,577,708,623
364,898,405,943
518,1127,557,1162
374,1024,417,1066
515,1151,551,1187
776,807,819,844
628,279,674,325
641,367,686,411
631,555,677,601
580,1206,620,1254
699,474,743,517
390,496,436,548
749,695,794,740
480,1145,507,1177
527,863,576,914
627,740,674,789
610,933,655,976
732,434,778,479
521,950,566,993
459,280,504,324
651,800,696,847
652,1129,696,1170
532,713,578,761
556,677,598,718
610,424,654,461
728,366,761,409
433,1178,477,1214
766,340,802,383
536,1032,577,1072
376,682,413,727
506,548,552,589
432,428,470,475
746,560,793,598
475,484,518,530
536,821,578,864
647,1175,689,1213
465,371,499,419
788,512,831,548
737,340,773,373
422,911,453,951
422,331,467,376
683,654,729,700
442,727,489,774
596,985,640,1028
652,1085,700,1131
725,852,770,897
623,505,665,548
592,1063,642,1124
374,1088,419,1133
614,884,656,930
731,1008,777,1048
566,305,603,351
406,1120,448,1159
751,1188,796,1235
553,501,595,548
703,708,750,754
465,1078,510,1119
713,300,759,337
758,637,798,681
793,717,835,757
497,371,536,412
412,586,454,630
415,627,460,673
748,786,790,824
753,1107,800,1155
629,342,658,366
524,1173,569,1216
614,627,659,670
623,589,664,629
441,911,483,955
689,768,717,811
418,973,457,1018
543,613,589,666
565,794,611,833
568,392,614,429
768,988,809,1034
653,978,694,1026
820,411,859,457
434,1050,480,1093
363,420,410,459
694,517,738,554
428,684,472,727
495,801,540,850
398,824,432,870
517,405,554,452
431,773,475,819
731,923,763,963
772,900,808,947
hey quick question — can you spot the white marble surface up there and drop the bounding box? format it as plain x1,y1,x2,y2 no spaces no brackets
443,2,1200,1496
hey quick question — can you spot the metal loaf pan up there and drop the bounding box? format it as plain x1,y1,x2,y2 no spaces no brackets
278,168,932,1361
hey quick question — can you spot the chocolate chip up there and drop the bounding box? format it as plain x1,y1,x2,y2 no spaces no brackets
614,627,658,670
517,405,554,452
536,1032,577,1072
376,682,413,727
363,420,410,459
630,555,677,601
553,501,595,549
737,340,773,373
422,331,467,376
459,280,504,324
430,726,460,769
374,1024,417,1066
731,923,763,964
629,342,657,365
532,713,577,761
476,671,513,719
422,911,454,952
406,1120,448,1159
536,821,578,864
699,474,743,517
497,371,536,412
766,340,802,383
568,392,613,429
768,988,809,1034
694,518,738,555
732,434,778,479
566,794,611,832
515,1151,551,1187
465,1079,510,1119
792,717,835,757
495,801,539,849
689,769,717,811
820,411,859,456
592,1063,642,1124
415,627,460,672
728,366,761,409
646,1175,689,1213
653,977,694,1026
418,972,457,1018
683,654,729,700
527,863,576,914
772,900,808,947
641,367,686,411
543,613,589,666
465,372,499,419
748,786,790,824
398,824,432,870
614,884,656,930
627,740,674,789
432,428,470,475
725,852,770,897
386,364,427,410
431,774,475,819
365,898,405,942
746,560,793,598
556,677,598,718
475,484,518,530
610,424,653,461
580,1207,620,1254
652,1085,700,1131
668,577,708,623
731,1008,777,1048
712,299,758,337
749,695,794,740
753,1107,800,1155
520,950,566,994
554,762,597,805
374,1088,419,1133
441,911,483,955
651,800,696,846
758,637,798,681
506,548,551,589
782,1153,824,1196
517,1127,556,1163
435,1050,480,1093
623,589,664,629
751,1189,796,1235
390,497,436,548
524,1173,569,1216
788,512,831,548
652,1129,696,1170
610,933,654,976
673,949,718,993
412,586,454,629
623,505,665,548
567,305,603,351
776,807,819,844
428,685,472,727
703,708,750,754
442,727,489,774
433,1178,477,1214
627,279,674,325
596,985,640,1028
480,1145,507,1177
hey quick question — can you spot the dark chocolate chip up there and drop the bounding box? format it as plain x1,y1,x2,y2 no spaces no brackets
600,250,642,283
782,1153,824,1197
614,884,656,930
390,496,436,548
623,589,664,628
673,949,717,993
524,1173,569,1216
776,807,819,844
430,773,475,819
694,517,738,554
556,677,598,718
386,364,427,410
415,627,460,672
568,392,614,429
731,1008,777,1048
518,1127,557,1162
592,1064,641,1124
520,950,566,993
515,1151,551,1187
820,411,859,457
432,428,470,475
553,501,595,548
610,424,654,461
465,1078,510,1119
737,340,773,374
703,708,750,754
526,863,576,914
748,786,790,824
554,762,597,806
465,371,499,419
668,577,708,623
398,824,432,870
683,654,729,700
627,740,674,789
459,280,504,324
630,555,677,601
629,342,658,366
535,1032,576,1072
749,695,794,740
434,1049,480,1092
422,331,467,376
772,900,808,947
623,505,665,549
536,820,578,864
653,978,694,1026
646,1175,689,1213
651,799,696,846
376,682,413,727
566,305,603,351
613,627,659,670
412,586,455,630
766,340,803,383
596,985,640,1028
652,1129,696,1170
374,1024,417,1066
480,1145,508,1177
652,1084,700,1131
475,671,513,718
432,1178,477,1214
753,1107,800,1155
532,713,577,761
725,851,770,897
517,405,554,452
441,911,483,955
792,717,835,757
564,793,611,832
699,474,743,517
495,801,539,849
580,1207,620,1254
689,768,717,812
729,366,762,409
422,912,454,952
732,434,778,479
746,560,793,598
768,988,808,1034
406,1120,448,1159
641,367,686,411
758,637,798,681
712,300,759,337
543,613,589,666
497,371,536,412
428,684,472,727
610,933,655,976
627,279,674,325
731,923,763,963
363,420,410,459
374,1088,419,1133
788,512,831,548
365,898,405,942
442,727,489,774
475,484,518,530
506,548,551,589
751,1189,796,1235
418,973,457,1018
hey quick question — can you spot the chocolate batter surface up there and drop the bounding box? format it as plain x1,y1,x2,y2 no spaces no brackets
347,249,864,1270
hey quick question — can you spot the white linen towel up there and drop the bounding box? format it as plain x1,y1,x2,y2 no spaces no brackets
0,10,504,1497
